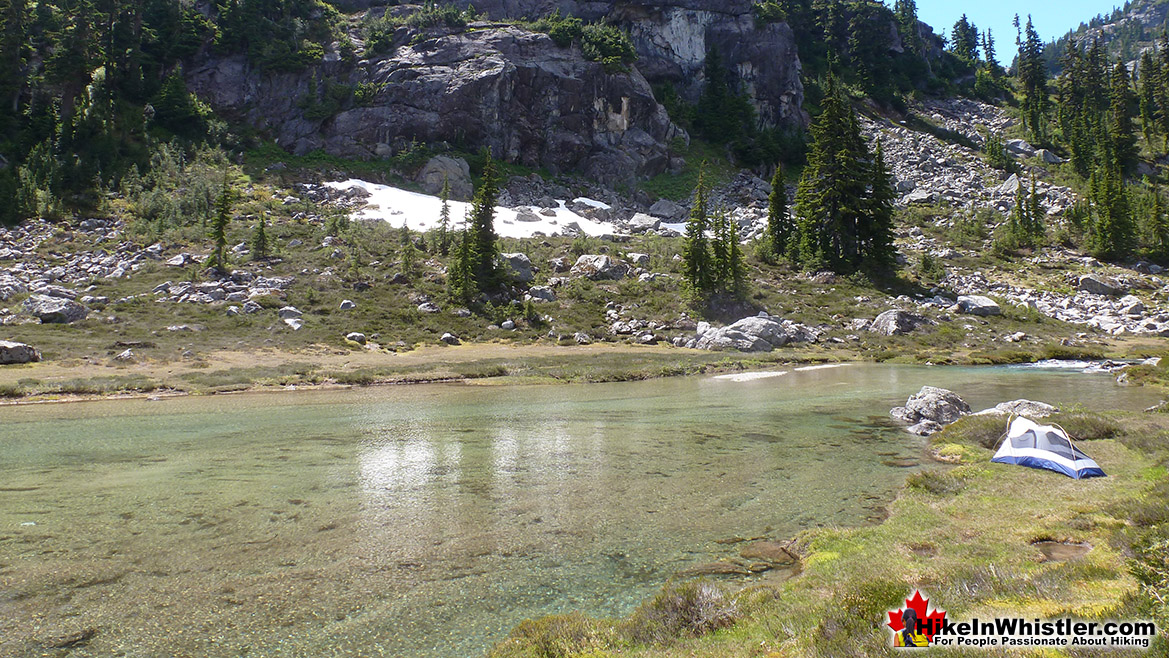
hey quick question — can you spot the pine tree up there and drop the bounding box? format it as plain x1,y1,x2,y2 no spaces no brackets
982,29,1000,75
726,215,746,296
437,173,451,256
710,205,731,289
682,169,713,294
766,166,792,260
250,213,269,260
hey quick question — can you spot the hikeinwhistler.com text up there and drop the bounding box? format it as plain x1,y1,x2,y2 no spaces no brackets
920,617,1158,648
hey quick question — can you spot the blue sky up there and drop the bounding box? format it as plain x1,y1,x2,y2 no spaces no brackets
915,0,1126,63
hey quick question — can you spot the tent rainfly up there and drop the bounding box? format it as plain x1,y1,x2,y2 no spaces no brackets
991,416,1105,479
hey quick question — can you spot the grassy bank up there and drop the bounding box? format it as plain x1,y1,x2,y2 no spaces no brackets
488,411,1169,657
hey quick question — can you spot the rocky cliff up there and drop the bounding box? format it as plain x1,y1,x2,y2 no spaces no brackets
187,23,680,184
457,0,805,127
185,1,809,183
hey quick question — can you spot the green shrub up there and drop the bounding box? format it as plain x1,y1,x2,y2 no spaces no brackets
622,580,739,645
488,613,614,658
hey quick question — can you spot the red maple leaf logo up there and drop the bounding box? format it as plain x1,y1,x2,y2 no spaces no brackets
887,590,947,642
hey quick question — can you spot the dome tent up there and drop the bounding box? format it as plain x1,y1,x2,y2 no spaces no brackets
991,416,1105,480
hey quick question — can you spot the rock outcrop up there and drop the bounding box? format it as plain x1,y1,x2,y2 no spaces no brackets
188,25,680,184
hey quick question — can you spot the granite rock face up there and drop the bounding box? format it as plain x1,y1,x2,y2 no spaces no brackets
188,25,680,185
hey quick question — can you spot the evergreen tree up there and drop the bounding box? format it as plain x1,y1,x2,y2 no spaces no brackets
710,205,732,289
437,174,451,256
211,175,234,272
982,29,1000,75
1016,16,1048,143
682,169,713,294
950,14,979,62
893,0,920,56
766,165,793,260
400,222,418,277
792,74,874,272
1110,60,1139,176
468,151,501,290
862,141,897,269
1139,50,1159,146
1090,167,1136,261
250,213,269,260
447,229,475,303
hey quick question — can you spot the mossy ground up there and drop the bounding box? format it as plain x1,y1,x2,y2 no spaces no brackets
488,411,1169,658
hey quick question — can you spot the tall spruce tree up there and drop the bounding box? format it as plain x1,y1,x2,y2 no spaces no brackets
766,166,792,259
1110,60,1139,176
1139,50,1159,146
437,174,451,256
682,170,713,294
468,151,501,291
1016,16,1048,143
893,0,920,56
793,74,883,272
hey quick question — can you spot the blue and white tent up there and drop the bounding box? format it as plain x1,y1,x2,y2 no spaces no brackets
991,416,1105,479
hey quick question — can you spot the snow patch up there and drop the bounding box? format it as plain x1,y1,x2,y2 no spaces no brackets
325,179,618,238
712,370,790,382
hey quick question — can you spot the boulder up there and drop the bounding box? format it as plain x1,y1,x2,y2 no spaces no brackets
339,299,357,310
440,332,461,345
418,302,441,314
22,295,88,324
1005,139,1036,156
626,252,650,266
346,332,367,344
1036,149,1062,164
570,255,628,281
500,252,534,283
1119,295,1144,316
0,340,40,364
1078,275,1124,296
277,306,303,320
414,155,473,199
869,309,932,336
976,399,1059,418
891,386,971,430
957,295,1001,316
997,174,1021,195
526,286,556,302
695,315,817,352
648,198,685,220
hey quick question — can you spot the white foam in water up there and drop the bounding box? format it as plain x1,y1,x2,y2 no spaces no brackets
712,370,789,382
324,179,618,238
793,364,849,372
